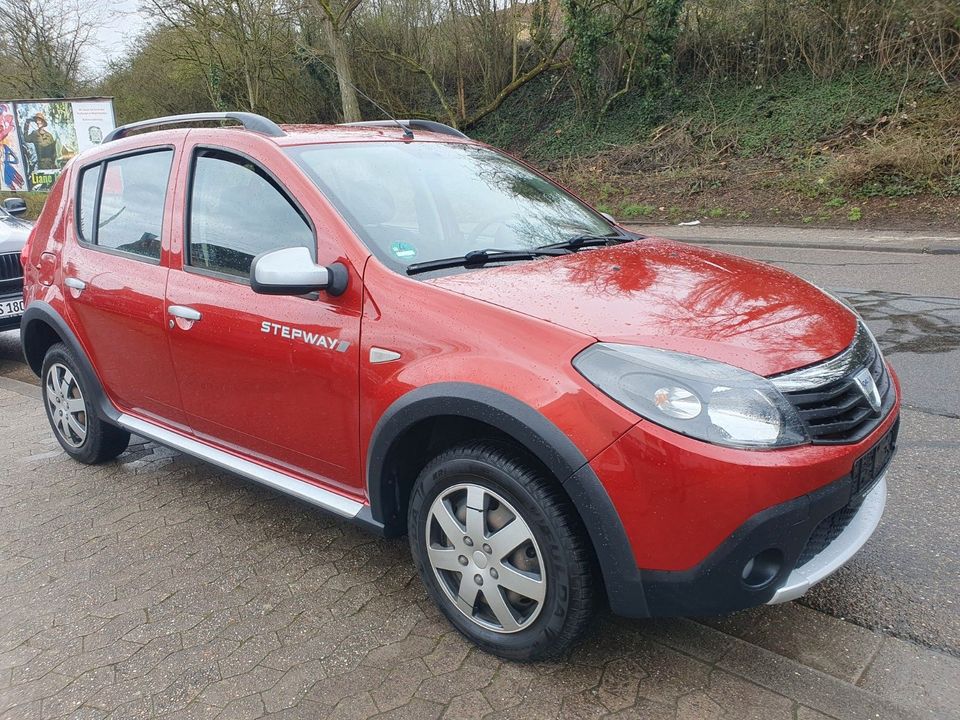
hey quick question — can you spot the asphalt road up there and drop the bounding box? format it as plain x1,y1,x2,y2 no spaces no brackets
1,238,957,659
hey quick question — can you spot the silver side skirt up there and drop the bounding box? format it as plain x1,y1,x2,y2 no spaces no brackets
768,473,887,604
116,413,364,519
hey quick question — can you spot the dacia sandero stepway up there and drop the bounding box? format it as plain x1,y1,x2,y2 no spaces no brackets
21,112,899,660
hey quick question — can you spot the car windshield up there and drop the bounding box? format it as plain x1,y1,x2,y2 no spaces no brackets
286,141,614,273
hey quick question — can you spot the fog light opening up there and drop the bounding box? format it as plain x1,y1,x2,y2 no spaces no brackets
741,549,783,589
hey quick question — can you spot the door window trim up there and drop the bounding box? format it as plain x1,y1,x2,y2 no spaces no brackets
73,145,176,266
183,145,318,286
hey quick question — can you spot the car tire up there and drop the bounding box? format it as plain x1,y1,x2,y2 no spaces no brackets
408,441,596,661
41,343,130,464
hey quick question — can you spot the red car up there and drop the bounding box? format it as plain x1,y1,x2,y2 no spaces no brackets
21,112,899,660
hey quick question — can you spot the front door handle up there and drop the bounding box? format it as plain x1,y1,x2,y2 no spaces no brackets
168,305,202,322
64,277,86,292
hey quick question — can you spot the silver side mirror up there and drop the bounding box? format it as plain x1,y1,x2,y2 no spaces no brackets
2,197,27,218
250,246,349,297
600,212,616,224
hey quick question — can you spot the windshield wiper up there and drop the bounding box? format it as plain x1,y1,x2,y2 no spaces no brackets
405,232,642,276
536,232,639,253
406,247,568,276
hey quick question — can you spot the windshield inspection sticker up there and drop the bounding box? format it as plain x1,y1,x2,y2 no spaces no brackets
391,242,417,259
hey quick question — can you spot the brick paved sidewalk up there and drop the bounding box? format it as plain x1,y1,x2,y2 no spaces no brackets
0,381,956,720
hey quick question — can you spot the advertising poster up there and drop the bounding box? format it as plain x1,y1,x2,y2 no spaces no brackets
71,99,115,152
0,103,27,192
15,101,79,192
0,98,116,192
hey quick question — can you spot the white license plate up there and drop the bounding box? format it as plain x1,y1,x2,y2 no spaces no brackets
0,299,24,318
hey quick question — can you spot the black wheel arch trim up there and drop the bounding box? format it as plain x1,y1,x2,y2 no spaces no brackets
21,301,120,424
365,382,648,615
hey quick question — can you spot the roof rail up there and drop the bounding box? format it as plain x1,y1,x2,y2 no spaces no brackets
340,119,468,139
104,112,286,143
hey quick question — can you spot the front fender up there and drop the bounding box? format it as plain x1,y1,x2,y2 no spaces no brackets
366,382,648,616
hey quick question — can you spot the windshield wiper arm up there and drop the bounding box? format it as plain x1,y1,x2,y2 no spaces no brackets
406,247,567,276
537,232,639,252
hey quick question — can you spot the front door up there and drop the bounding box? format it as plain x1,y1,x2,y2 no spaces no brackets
165,145,363,493
62,148,187,427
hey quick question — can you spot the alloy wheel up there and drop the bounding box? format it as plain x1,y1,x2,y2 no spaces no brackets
45,363,87,448
426,482,546,633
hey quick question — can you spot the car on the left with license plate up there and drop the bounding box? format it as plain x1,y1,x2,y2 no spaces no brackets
0,198,31,330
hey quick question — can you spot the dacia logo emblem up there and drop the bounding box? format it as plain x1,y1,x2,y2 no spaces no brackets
854,368,881,415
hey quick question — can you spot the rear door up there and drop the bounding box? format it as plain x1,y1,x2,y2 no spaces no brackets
62,145,187,427
164,137,364,494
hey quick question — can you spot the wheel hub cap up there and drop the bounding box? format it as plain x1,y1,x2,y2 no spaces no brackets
425,482,546,634
45,363,87,449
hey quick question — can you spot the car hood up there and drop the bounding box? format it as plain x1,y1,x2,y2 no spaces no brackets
0,215,32,254
426,238,857,377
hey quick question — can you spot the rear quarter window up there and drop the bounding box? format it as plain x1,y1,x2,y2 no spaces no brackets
96,151,173,260
77,164,101,242
75,149,174,262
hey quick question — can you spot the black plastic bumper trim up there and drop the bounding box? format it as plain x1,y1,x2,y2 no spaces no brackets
605,416,899,618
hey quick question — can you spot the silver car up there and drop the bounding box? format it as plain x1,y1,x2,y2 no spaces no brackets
0,198,30,331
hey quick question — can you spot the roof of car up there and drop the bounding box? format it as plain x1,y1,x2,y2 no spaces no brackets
101,113,473,148
272,123,473,146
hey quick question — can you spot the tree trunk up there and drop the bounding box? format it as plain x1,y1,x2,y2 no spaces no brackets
321,14,361,122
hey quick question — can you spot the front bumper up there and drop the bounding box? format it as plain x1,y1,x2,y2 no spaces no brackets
589,407,899,618
769,473,886,604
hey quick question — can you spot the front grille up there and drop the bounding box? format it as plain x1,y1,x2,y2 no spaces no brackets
773,323,893,444
0,253,22,282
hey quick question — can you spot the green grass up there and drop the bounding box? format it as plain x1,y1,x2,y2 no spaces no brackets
473,74,668,159
476,68,905,165
620,203,656,218
858,176,927,198
682,69,903,159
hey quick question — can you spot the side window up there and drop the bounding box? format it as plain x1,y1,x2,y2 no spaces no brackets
188,150,314,279
95,150,173,261
77,164,101,242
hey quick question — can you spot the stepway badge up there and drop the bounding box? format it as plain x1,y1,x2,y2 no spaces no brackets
260,321,351,352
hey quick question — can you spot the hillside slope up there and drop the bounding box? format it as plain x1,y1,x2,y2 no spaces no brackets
478,71,960,229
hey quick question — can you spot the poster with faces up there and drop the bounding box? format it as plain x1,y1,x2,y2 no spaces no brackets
0,98,116,192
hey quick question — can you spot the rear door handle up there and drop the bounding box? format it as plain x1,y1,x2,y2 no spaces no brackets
168,305,202,322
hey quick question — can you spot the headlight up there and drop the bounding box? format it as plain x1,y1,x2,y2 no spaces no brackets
573,344,809,448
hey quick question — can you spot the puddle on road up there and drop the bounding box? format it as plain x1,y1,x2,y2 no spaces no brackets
836,289,960,356
835,289,960,417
